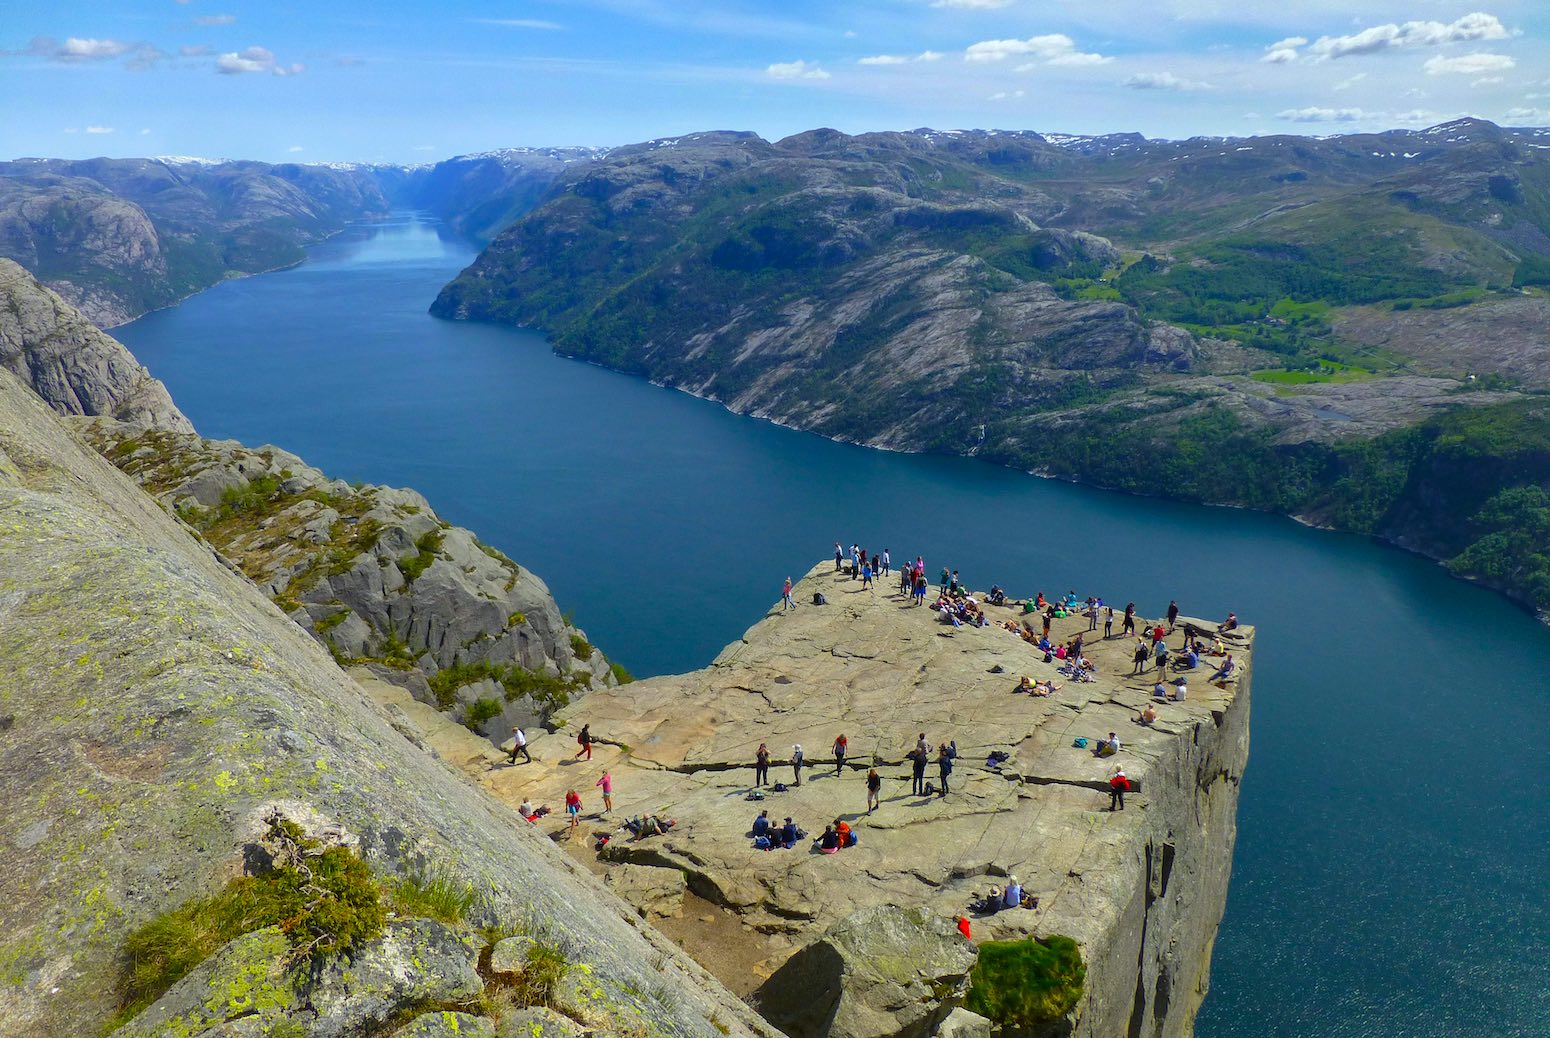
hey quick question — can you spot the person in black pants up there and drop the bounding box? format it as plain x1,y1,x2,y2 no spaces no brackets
1109,769,1130,811
755,742,770,787
937,745,953,797
910,734,929,796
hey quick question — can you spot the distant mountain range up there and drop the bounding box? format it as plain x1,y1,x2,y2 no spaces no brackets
0,147,603,325
432,118,1550,617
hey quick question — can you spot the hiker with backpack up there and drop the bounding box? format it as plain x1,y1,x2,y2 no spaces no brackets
574,723,593,761
782,576,796,611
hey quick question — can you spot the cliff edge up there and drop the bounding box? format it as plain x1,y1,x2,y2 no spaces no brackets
485,566,1252,1037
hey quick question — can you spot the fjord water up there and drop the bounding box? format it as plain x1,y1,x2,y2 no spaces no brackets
117,214,1550,1037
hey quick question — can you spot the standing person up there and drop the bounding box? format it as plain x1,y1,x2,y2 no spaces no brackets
900,565,912,595
939,566,950,594
832,733,848,776
1086,598,1099,631
1122,602,1136,637
782,576,796,611
866,768,882,813
1151,623,1166,647
861,562,873,590
1071,633,1084,664
792,744,805,786
1167,600,1180,632
1108,769,1129,811
1155,639,1170,673
914,573,929,606
937,744,953,797
755,742,771,787
881,549,891,576
1042,607,1054,640
565,789,582,833
574,724,593,761
911,733,930,796
835,542,844,571
596,771,614,814
1132,639,1149,674
1103,607,1114,640
851,545,860,580
509,726,530,765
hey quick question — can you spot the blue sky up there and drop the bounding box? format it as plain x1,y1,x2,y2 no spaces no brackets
4,1,1548,163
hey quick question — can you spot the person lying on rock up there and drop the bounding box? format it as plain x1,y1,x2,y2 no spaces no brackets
1032,678,1059,697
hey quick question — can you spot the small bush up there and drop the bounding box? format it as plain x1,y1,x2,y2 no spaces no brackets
964,936,1086,1030
569,634,594,661
389,868,480,924
511,942,570,1009
399,529,445,583
609,662,634,685
465,696,503,730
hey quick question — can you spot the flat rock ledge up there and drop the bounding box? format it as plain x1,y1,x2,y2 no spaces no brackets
480,563,1253,1038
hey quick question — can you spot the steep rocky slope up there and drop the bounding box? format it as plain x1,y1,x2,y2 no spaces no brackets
79,420,618,735
481,565,1253,1037
0,359,770,1038
409,148,608,242
0,157,397,325
0,258,191,430
433,121,1550,618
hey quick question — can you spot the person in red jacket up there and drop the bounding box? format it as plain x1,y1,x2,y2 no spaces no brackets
1109,768,1130,812
957,916,972,940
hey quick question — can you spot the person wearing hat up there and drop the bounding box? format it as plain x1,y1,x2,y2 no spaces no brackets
509,725,530,764
1109,768,1131,811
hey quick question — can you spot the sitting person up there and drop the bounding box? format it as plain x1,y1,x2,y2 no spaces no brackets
780,817,799,849
1053,644,1068,660
1003,875,1023,910
834,818,854,847
1037,636,1053,653
751,810,771,838
1210,636,1226,656
817,825,840,853
1137,702,1159,726
1016,674,1035,693
1220,612,1239,632
1209,655,1236,684
519,801,548,822
1182,646,1200,669
1171,676,1189,701
1094,731,1121,757
987,585,1007,606
1152,679,1169,700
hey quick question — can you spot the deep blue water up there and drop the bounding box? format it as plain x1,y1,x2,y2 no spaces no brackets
116,214,1550,1037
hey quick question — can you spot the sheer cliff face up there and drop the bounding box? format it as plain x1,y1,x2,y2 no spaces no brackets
0,258,191,431
0,365,768,1038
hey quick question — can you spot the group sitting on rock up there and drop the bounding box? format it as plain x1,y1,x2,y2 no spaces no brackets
814,818,858,854
933,595,987,627
753,815,806,850
968,876,1037,915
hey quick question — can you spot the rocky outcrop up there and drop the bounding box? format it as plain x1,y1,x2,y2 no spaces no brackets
0,258,190,430
77,421,616,735
758,906,978,1038
483,565,1254,1037
0,366,773,1038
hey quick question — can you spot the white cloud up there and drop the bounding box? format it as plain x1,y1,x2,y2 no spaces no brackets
194,15,236,27
934,0,1013,8
1123,71,1211,91
85,125,114,134
1503,106,1550,122
967,34,1109,66
1333,72,1367,91
412,145,437,152
1471,76,1504,86
471,18,563,30
1261,36,1306,64
25,36,134,61
216,45,304,75
767,59,829,80
180,45,212,57
859,51,941,66
988,89,1026,100
1424,52,1514,76
140,128,152,135
1307,13,1510,61
1276,106,1365,122
287,145,304,152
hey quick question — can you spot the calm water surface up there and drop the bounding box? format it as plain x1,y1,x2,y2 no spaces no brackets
117,214,1550,1038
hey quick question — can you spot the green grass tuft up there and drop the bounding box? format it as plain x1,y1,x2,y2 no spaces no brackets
964,935,1086,1030
388,868,480,925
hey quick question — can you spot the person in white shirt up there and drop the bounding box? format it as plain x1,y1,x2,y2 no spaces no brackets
509,726,530,764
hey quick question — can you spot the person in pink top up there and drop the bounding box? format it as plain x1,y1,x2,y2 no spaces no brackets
596,771,614,814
